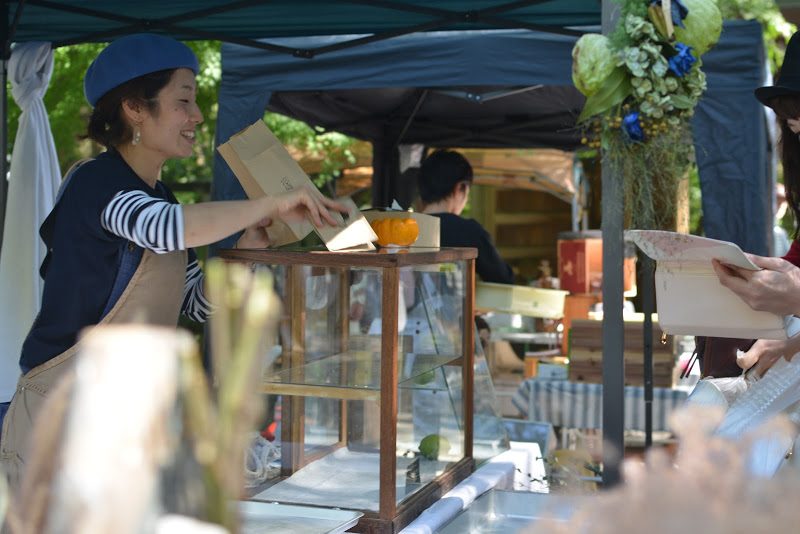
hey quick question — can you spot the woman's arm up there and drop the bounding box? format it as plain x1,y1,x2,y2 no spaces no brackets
182,186,349,249
102,185,349,253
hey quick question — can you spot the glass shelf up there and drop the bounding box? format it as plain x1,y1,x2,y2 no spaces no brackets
262,351,460,399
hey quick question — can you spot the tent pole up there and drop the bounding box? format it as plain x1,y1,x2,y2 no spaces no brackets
0,0,9,263
371,140,400,207
600,0,624,488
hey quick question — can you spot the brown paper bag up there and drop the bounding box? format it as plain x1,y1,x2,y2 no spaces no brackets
218,120,376,250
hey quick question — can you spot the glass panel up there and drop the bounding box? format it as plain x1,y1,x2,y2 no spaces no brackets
397,366,464,505
254,397,384,512
395,259,469,505
403,261,466,359
247,253,473,514
304,397,340,453
443,330,511,464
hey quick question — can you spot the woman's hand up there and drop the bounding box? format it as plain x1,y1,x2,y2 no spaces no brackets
263,186,350,228
235,217,272,249
711,254,800,316
181,186,351,250
737,336,800,376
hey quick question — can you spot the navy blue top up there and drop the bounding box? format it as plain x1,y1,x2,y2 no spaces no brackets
20,149,186,371
432,213,514,284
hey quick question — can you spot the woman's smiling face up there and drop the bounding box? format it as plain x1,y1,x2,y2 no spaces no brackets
138,68,203,160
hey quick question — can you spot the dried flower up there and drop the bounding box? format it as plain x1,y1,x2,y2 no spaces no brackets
668,43,697,77
622,112,645,142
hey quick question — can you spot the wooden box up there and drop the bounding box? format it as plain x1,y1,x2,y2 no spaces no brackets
557,234,637,296
567,319,675,388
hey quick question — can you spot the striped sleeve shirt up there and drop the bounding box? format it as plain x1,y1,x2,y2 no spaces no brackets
101,189,212,322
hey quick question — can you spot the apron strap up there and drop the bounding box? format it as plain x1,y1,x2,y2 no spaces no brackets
100,242,144,319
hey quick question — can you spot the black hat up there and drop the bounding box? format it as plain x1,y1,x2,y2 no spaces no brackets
756,31,800,106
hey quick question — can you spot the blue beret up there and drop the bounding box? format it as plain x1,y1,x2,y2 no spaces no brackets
84,33,199,106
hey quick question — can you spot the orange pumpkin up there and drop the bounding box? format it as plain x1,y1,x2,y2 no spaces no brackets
369,218,419,246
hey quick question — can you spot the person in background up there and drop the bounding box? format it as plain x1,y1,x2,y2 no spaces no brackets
713,30,800,374
774,182,791,257
0,33,348,487
418,150,514,284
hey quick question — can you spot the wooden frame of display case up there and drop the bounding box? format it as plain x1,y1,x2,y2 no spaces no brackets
221,247,476,533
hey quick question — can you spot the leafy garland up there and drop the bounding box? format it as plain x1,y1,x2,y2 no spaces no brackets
572,0,722,229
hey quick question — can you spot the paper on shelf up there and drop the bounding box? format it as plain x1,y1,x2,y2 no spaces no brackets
627,230,788,339
218,120,377,251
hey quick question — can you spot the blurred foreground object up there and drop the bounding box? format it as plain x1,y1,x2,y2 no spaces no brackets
3,259,279,534
528,406,800,533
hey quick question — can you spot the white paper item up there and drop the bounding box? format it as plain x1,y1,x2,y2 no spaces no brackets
627,230,788,339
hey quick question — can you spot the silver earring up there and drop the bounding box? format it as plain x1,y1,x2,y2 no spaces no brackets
132,127,141,146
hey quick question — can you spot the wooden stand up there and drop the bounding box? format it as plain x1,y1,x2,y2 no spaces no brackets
221,247,477,533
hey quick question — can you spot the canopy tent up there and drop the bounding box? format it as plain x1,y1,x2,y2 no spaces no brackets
212,20,771,486
215,20,772,254
0,0,601,257
214,29,585,215
692,20,773,256
3,1,598,47
0,1,772,488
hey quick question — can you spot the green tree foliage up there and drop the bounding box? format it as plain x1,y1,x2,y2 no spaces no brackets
717,0,796,75
264,112,358,195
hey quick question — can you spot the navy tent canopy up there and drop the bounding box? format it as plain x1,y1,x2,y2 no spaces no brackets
4,1,599,49
214,29,586,211
215,20,772,254
692,20,773,255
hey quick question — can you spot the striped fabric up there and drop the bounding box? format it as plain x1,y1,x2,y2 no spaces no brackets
511,378,689,432
102,190,184,253
182,259,212,322
102,190,211,322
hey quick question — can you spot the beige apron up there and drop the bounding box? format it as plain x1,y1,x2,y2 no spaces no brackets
0,247,187,489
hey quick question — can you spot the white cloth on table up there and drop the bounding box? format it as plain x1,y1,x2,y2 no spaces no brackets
512,378,689,432
0,42,60,402
399,442,543,534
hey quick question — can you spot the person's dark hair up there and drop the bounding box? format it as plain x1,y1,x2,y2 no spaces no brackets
418,150,474,204
767,94,800,237
87,69,175,148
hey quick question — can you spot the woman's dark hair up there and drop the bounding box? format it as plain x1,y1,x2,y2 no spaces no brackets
767,94,800,238
87,69,176,148
417,150,474,204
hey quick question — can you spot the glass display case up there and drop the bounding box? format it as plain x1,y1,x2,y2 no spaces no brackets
220,247,479,533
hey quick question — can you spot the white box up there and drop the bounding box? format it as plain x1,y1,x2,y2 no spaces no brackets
628,230,788,339
476,282,568,319
361,209,440,248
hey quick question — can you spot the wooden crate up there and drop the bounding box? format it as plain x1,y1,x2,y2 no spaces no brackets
568,359,674,388
567,318,675,388
568,319,674,353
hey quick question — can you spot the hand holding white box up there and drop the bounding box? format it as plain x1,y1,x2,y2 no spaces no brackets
628,230,790,340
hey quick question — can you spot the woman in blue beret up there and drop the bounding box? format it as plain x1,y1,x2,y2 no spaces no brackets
0,33,348,486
